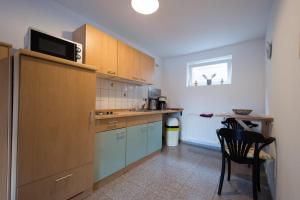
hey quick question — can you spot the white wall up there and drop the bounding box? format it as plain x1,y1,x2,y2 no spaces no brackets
265,0,300,199
0,0,161,88
162,39,266,147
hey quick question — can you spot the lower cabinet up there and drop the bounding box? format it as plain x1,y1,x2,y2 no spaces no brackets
126,124,148,166
94,129,126,182
147,121,163,155
94,121,163,182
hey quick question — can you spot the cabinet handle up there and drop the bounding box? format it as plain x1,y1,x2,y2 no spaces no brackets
56,174,73,182
107,71,116,75
89,111,94,130
116,132,125,140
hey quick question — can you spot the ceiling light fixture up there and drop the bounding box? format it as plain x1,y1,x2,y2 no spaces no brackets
131,0,159,15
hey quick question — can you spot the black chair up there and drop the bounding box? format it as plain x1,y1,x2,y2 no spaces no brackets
221,118,243,130
221,118,259,130
216,128,275,200
243,120,259,128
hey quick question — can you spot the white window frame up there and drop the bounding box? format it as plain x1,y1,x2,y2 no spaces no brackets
186,55,233,87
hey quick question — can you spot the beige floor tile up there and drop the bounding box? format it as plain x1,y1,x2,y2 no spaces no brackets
89,144,272,200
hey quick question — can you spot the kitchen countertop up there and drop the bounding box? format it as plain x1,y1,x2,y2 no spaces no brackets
95,109,183,120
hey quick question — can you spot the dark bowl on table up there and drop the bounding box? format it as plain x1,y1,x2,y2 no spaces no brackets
232,109,253,115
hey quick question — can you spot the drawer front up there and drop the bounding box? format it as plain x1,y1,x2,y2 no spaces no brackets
147,114,162,123
95,118,126,132
126,114,162,127
126,116,148,127
17,164,93,200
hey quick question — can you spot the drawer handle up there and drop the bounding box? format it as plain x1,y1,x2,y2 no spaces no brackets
107,124,117,127
55,174,73,182
108,121,118,124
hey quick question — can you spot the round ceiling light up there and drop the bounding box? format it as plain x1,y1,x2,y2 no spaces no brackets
131,0,159,15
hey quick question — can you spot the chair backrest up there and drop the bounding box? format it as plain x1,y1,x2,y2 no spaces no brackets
217,128,275,163
221,118,243,130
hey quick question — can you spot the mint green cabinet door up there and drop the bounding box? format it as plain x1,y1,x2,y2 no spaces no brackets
147,121,163,155
126,125,147,166
94,128,126,182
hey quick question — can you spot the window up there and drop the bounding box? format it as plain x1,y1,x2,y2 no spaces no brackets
187,55,232,87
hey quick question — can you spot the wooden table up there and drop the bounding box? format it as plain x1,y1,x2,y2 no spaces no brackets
215,113,274,137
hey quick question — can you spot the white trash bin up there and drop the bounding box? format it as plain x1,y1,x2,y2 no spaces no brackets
166,118,180,147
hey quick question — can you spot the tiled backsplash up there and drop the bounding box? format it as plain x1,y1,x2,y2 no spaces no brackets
96,78,148,110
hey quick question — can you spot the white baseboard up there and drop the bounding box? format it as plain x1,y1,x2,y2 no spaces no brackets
181,138,220,149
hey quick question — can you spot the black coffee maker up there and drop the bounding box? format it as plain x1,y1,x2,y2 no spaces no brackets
148,87,161,110
158,96,167,110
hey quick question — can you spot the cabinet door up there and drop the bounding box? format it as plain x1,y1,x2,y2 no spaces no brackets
17,55,96,186
139,53,155,84
117,41,140,81
126,125,147,166
147,121,163,155
94,129,126,181
74,24,118,75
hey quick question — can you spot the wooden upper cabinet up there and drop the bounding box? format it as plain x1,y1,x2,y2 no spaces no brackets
118,41,155,84
139,52,155,84
117,41,140,81
73,24,118,76
74,24,155,84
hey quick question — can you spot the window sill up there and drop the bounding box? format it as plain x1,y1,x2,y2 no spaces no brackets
187,83,231,87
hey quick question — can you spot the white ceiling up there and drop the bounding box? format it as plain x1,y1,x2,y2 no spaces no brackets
54,0,273,58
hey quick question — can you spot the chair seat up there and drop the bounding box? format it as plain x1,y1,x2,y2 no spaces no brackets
225,147,273,160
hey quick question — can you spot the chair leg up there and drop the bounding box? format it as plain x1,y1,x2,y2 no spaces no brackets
252,164,258,200
227,158,231,181
257,164,261,192
218,155,226,195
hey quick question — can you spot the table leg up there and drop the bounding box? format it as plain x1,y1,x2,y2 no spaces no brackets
261,121,271,137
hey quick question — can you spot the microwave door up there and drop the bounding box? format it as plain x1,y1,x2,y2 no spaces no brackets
30,29,76,61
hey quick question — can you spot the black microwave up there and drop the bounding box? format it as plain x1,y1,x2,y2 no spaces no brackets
25,28,82,63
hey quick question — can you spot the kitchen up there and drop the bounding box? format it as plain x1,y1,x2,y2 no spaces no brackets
0,0,300,200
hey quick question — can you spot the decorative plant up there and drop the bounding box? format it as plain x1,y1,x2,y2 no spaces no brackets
203,74,216,85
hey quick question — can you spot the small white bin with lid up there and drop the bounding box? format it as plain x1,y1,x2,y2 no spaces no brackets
166,118,180,147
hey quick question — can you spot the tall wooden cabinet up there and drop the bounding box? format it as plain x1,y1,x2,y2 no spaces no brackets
0,42,12,200
12,50,96,200
73,24,118,76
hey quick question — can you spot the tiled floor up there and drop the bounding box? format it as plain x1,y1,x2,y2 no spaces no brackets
87,144,272,200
